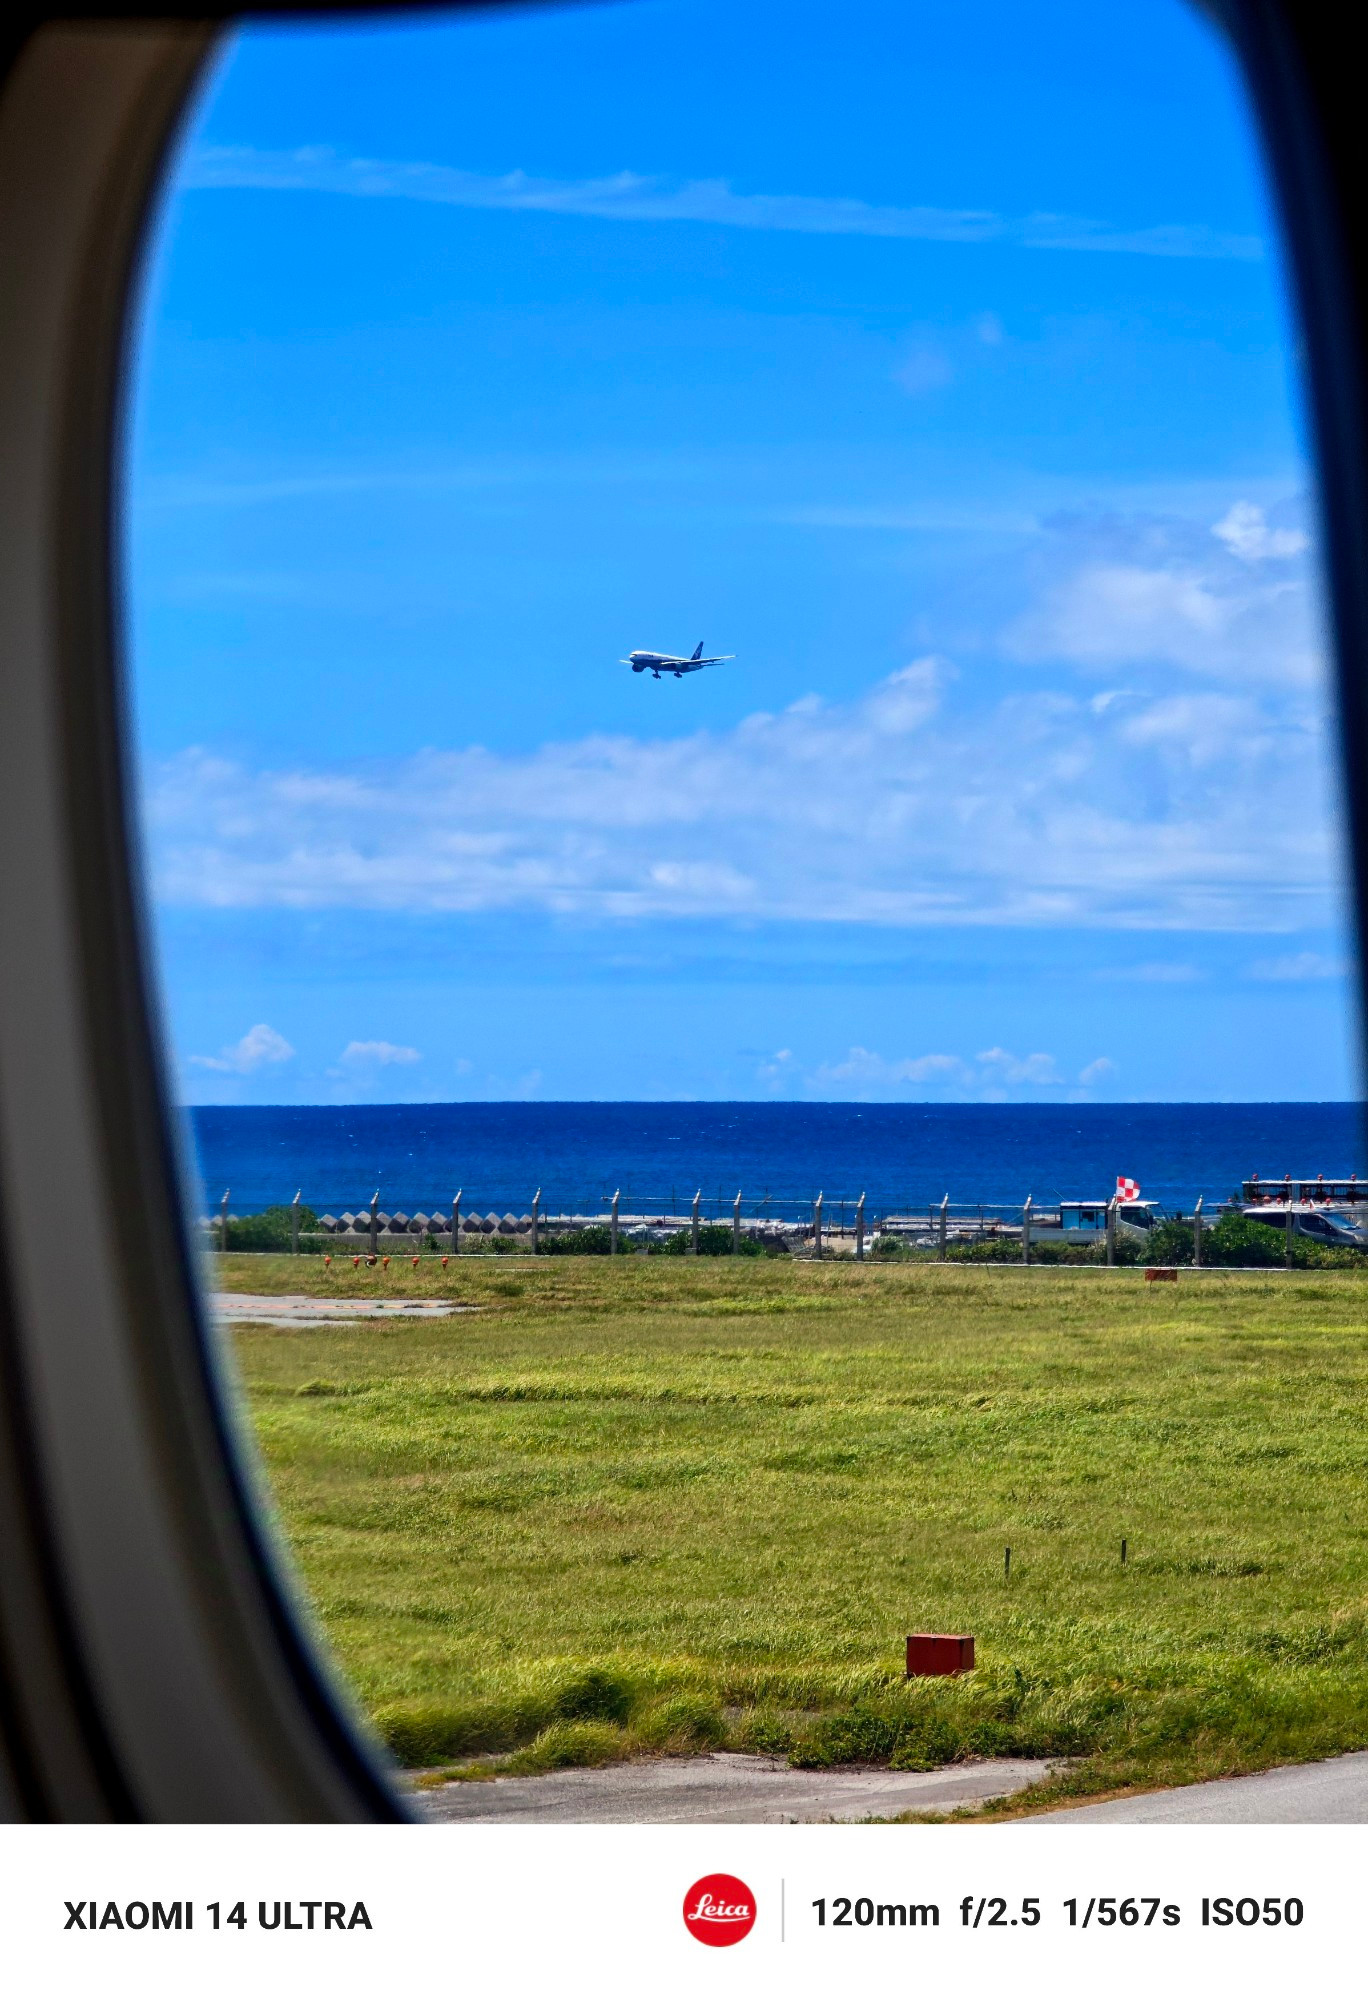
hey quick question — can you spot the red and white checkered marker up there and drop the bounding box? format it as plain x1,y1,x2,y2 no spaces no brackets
1116,1176,1140,1201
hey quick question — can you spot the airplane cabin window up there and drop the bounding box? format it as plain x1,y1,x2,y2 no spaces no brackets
110,0,1363,1817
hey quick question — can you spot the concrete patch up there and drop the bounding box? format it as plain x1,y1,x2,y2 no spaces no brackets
213,1293,473,1327
413,1751,1055,1824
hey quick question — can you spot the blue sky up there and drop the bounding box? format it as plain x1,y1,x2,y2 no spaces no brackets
126,0,1358,1103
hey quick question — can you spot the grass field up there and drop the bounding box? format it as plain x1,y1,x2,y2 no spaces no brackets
219,1252,1368,1810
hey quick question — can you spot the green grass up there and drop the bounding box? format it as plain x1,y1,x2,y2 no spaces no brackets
219,1252,1368,1808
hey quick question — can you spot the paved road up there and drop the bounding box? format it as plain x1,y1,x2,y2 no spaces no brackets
416,1752,1054,1825
1034,1753,1368,1822
213,1293,471,1326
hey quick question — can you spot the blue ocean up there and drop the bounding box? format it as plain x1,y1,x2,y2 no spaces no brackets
186,1101,1365,1221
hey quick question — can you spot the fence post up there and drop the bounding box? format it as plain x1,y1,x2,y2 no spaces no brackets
1106,1195,1116,1268
452,1190,461,1255
1285,1197,1293,1269
531,1188,540,1256
291,1189,301,1256
733,1189,742,1255
369,1189,379,1258
219,1188,230,1255
939,1193,949,1261
691,1190,701,1255
855,1191,865,1261
814,1191,823,1259
1193,1194,1203,1269
611,1189,620,1256
1022,1194,1032,1266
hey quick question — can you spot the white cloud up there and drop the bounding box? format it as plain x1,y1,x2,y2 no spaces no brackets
977,1046,1061,1085
1006,503,1320,685
145,655,1337,935
1078,1056,1118,1085
790,1043,1118,1101
142,507,1339,938
1213,501,1309,563
184,146,1262,263
812,1047,967,1088
340,1039,421,1065
1247,951,1350,982
1095,962,1200,983
188,1022,294,1073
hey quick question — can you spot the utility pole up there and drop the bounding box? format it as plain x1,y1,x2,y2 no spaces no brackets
291,1189,301,1256
733,1189,742,1256
369,1189,379,1259
1022,1194,1032,1266
691,1190,701,1256
939,1193,949,1262
1105,1195,1116,1268
1193,1194,1203,1269
219,1188,230,1255
855,1191,866,1262
531,1188,540,1256
813,1192,823,1259
611,1189,620,1256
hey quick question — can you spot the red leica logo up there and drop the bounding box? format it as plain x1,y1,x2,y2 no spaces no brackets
683,1874,757,1946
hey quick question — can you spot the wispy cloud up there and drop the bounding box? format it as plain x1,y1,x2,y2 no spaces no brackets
1247,951,1350,982
1095,961,1201,983
339,1038,422,1065
184,146,1263,263
188,1022,294,1073
760,1043,1116,1102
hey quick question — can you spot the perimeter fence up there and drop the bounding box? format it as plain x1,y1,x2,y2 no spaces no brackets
199,1187,1202,1265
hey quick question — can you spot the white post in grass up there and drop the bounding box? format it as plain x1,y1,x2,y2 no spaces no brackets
1106,1195,1116,1268
855,1191,866,1262
1285,1197,1293,1269
219,1188,230,1255
691,1190,701,1256
452,1190,461,1255
611,1189,620,1257
1022,1194,1033,1266
814,1192,823,1260
1193,1194,1203,1269
531,1188,540,1256
733,1188,742,1256
291,1189,301,1256
369,1189,379,1258
939,1193,949,1262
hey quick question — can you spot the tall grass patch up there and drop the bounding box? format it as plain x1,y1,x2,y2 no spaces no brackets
224,1255,1368,1800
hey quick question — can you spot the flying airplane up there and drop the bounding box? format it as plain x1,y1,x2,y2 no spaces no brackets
623,641,736,679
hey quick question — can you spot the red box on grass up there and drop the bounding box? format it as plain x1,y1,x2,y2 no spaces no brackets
906,1633,975,1677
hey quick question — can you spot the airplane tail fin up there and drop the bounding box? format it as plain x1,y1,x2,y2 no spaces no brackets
692,641,704,660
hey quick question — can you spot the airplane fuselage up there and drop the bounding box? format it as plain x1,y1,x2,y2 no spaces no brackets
625,643,733,679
